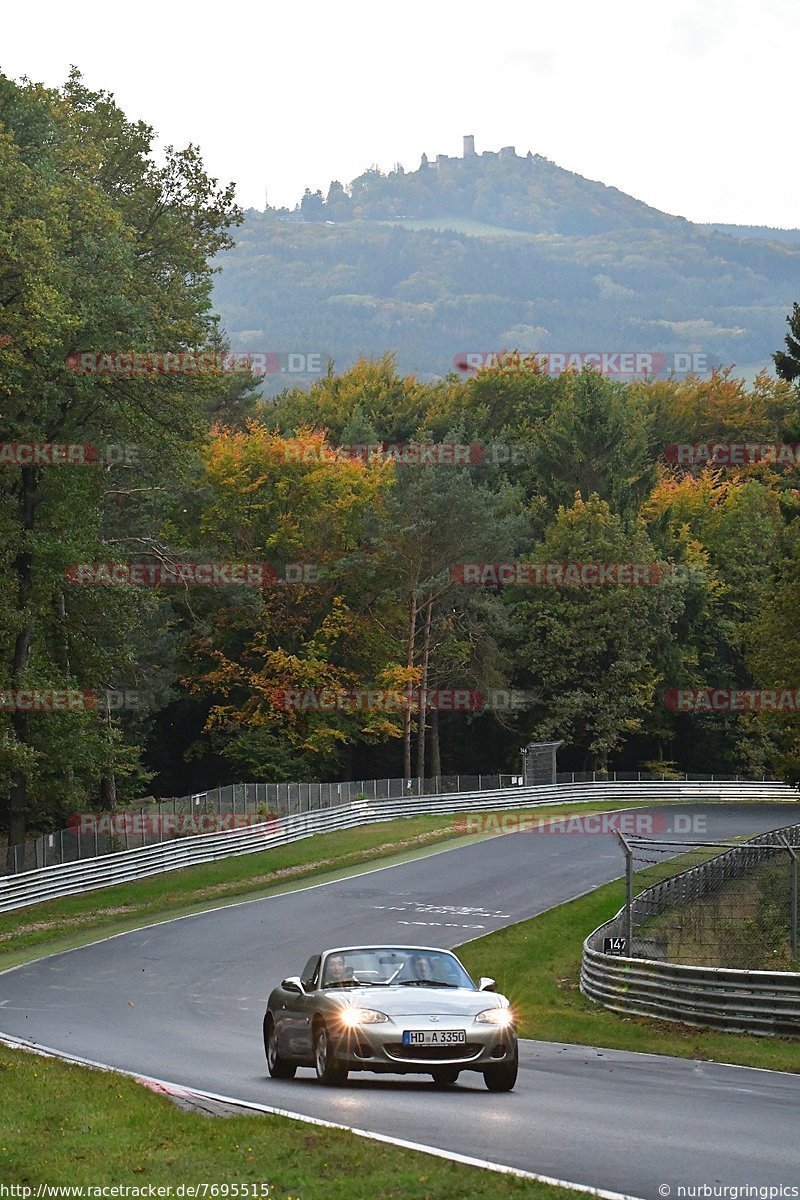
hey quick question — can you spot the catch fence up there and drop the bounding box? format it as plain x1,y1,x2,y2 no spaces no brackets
7,770,784,874
582,820,800,1035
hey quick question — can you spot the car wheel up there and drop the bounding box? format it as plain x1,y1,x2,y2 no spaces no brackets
313,1020,349,1085
431,1067,460,1087
264,1014,296,1079
483,1050,518,1093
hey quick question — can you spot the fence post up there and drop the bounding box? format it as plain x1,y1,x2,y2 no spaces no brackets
780,838,798,962
615,831,634,953
60,828,64,864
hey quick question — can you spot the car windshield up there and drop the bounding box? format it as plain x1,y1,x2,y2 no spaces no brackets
320,948,474,989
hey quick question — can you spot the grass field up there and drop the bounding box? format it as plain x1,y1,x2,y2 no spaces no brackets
380,215,543,239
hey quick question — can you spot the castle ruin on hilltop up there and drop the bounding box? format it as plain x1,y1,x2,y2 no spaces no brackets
420,136,533,170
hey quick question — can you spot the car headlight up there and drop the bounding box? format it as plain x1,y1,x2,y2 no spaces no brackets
340,1007,389,1027
475,1007,513,1027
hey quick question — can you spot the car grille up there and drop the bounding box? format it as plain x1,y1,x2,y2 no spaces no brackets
384,1043,483,1062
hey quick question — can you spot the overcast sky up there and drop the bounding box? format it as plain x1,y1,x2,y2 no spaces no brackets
2,0,798,227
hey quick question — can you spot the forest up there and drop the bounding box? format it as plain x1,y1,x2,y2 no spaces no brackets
3,74,800,860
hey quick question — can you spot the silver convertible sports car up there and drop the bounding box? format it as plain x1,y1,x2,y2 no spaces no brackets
263,944,518,1090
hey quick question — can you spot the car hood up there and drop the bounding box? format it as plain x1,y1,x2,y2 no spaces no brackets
323,985,507,1016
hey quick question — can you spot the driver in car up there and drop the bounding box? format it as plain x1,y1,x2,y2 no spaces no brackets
396,952,435,982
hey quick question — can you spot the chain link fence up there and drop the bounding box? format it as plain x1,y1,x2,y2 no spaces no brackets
5,769,785,875
615,825,800,968
8,774,512,873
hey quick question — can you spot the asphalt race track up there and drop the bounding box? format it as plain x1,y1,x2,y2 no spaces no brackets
2,803,800,1198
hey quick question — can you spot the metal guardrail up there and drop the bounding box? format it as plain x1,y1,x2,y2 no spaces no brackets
18,774,520,873
581,818,800,1036
580,952,800,1036
1,780,793,914
14,769,779,874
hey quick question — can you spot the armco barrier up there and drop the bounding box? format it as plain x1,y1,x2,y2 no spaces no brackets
581,950,800,1036
0,780,794,914
580,817,800,1036
17,771,782,874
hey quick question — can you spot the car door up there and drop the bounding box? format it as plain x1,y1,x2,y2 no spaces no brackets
283,954,320,1059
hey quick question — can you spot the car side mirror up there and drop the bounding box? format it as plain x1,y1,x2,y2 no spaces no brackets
478,976,496,992
281,976,305,994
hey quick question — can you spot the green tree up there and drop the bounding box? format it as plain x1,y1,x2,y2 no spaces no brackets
774,302,800,386
0,71,240,865
508,495,679,771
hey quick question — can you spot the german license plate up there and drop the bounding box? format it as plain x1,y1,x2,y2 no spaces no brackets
402,1029,466,1046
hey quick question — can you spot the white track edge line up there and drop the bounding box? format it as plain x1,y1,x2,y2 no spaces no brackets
0,1032,646,1200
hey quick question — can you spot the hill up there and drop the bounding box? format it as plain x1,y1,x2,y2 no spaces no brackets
212,141,800,394
701,223,800,244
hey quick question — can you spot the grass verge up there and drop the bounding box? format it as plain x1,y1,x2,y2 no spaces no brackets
457,879,800,1072
0,1044,575,1198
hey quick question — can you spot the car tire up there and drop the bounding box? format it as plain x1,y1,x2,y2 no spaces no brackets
313,1020,349,1085
431,1067,460,1086
483,1050,518,1092
264,1014,296,1079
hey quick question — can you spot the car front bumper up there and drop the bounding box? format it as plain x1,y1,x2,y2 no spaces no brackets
329,1018,518,1073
